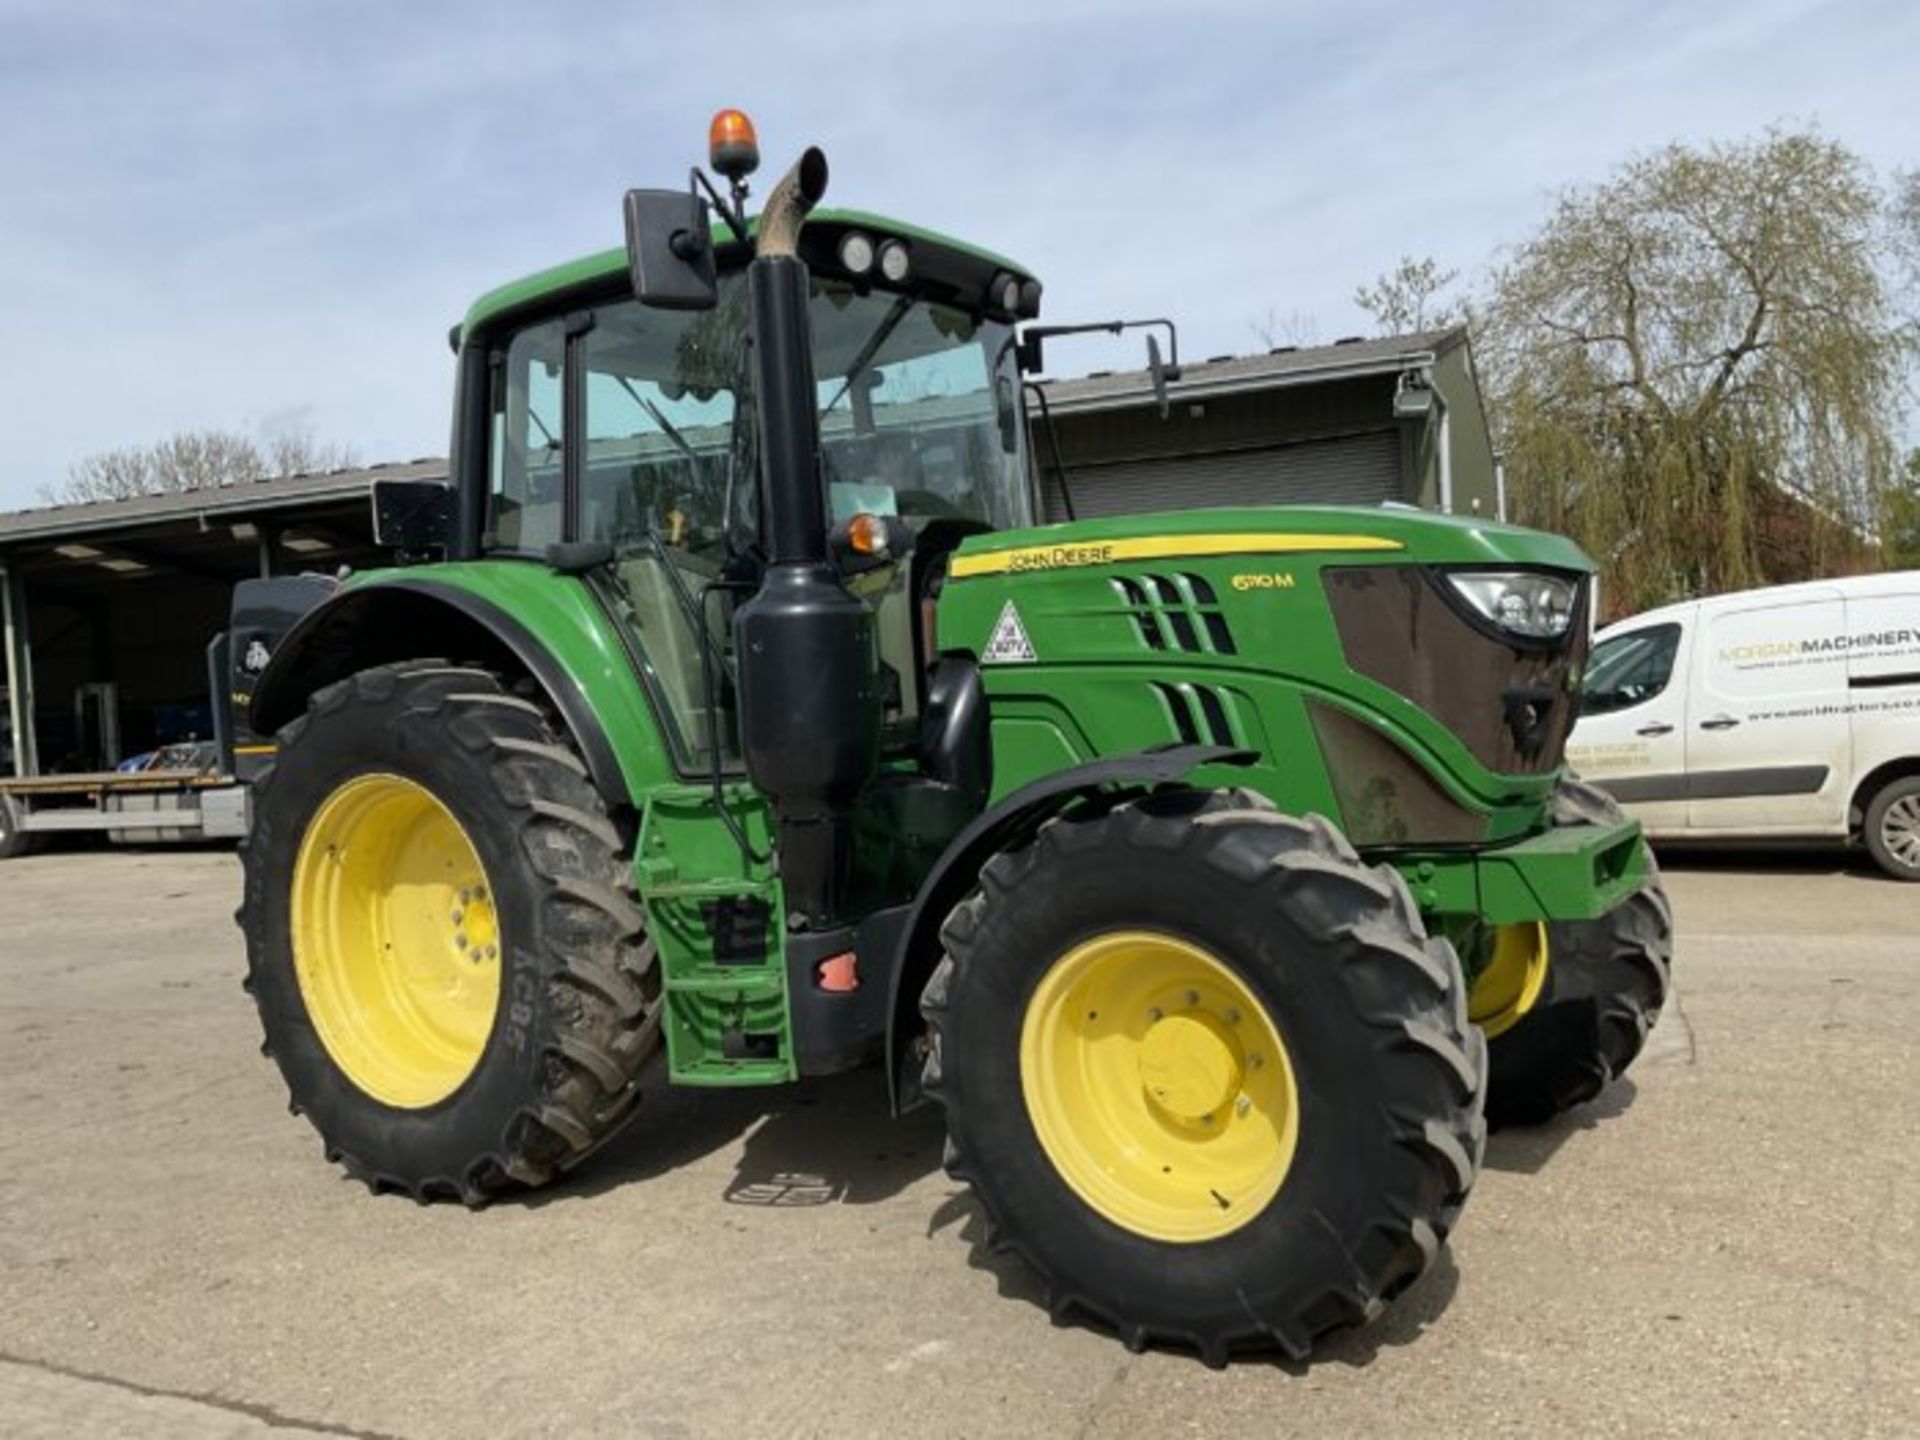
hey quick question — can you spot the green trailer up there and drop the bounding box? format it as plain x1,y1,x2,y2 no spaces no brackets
236,115,1670,1363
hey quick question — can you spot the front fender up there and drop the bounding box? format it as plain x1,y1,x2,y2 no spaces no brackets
250,563,676,805
883,743,1253,1113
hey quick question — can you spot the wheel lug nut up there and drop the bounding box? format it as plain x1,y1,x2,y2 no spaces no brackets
1146,1007,1163,1023
1249,1054,1265,1068
1185,990,1199,1007
452,909,464,925
455,933,467,949
1236,1096,1252,1117
1225,1008,1241,1025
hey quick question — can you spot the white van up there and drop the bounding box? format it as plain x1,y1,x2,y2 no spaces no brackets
1566,571,1920,880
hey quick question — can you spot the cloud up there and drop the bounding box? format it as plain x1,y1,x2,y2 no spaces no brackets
2,0,1915,509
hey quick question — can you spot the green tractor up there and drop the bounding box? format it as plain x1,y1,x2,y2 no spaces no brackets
238,114,1671,1363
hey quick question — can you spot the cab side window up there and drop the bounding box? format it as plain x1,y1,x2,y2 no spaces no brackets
486,320,567,552
1581,624,1681,716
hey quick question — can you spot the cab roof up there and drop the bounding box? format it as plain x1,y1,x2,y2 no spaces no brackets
459,208,1035,344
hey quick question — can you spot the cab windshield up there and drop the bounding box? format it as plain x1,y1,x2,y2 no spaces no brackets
574,274,1031,560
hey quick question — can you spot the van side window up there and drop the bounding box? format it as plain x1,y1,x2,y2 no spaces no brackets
1582,624,1681,716
485,319,567,552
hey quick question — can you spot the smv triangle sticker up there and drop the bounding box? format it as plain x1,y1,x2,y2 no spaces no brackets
982,600,1037,664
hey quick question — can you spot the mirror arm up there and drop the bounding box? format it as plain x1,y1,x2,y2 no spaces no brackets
691,167,749,244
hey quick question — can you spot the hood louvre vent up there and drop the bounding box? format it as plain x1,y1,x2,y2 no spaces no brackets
1112,573,1237,655
1150,681,1241,748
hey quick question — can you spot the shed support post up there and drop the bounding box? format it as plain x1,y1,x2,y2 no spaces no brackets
2,560,39,777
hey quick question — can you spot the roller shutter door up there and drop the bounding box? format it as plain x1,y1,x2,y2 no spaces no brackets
1043,429,1404,521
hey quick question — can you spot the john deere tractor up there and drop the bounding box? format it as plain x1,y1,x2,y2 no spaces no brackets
238,113,1671,1363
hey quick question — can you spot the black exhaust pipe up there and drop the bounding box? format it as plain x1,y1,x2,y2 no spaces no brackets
732,148,881,929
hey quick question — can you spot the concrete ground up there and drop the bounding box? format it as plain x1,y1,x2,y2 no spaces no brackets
1,845,1915,1438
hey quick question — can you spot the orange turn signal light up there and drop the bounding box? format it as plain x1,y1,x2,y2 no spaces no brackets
846,512,889,558
817,951,859,993
709,109,760,180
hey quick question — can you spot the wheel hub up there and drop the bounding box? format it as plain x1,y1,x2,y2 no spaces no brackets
1138,1010,1242,1122
1882,795,1920,869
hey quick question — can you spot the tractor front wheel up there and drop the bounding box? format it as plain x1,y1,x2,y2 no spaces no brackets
1483,777,1673,1128
240,661,662,1203
923,789,1485,1364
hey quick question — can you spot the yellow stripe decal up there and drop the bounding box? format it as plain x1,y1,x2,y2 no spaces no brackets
233,744,279,756
947,532,1402,579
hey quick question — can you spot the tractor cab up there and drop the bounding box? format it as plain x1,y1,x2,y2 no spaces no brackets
454,205,1040,772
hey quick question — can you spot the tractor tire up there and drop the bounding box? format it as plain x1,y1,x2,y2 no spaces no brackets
240,661,662,1203
922,788,1485,1365
1483,777,1674,1128
0,794,39,860
1862,774,1920,881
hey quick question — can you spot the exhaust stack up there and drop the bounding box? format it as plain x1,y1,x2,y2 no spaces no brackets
730,146,881,930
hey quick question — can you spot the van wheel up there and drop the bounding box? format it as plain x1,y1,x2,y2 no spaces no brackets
1863,776,1920,882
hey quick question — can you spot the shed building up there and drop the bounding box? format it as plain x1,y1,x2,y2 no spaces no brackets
1028,326,1500,523
1,463,430,776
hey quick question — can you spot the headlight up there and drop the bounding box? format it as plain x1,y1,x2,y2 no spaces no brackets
1444,570,1578,640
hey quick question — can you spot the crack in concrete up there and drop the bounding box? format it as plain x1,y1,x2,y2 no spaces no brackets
0,1352,404,1439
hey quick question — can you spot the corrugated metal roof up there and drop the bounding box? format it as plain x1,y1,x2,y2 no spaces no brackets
0,458,445,545
1034,327,1467,415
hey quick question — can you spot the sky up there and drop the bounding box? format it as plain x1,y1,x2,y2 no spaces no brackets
1,0,1915,512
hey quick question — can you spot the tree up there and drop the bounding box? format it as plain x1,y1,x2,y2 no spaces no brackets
1353,256,1462,335
1479,128,1910,615
51,427,357,505
1250,306,1320,350
1885,449,1920,571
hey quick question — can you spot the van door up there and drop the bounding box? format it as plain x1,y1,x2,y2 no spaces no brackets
1686,590,1850,834
1843,582,1920,795
1565,614,1692,834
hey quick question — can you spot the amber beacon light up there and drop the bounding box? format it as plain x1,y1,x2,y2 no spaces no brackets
709,109,760,180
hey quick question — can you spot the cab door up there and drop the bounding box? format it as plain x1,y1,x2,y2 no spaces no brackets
1565,614,1692,834
1685,591,1850,834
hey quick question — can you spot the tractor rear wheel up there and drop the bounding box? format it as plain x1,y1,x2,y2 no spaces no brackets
1483,777,1673,1128
922,789,1485,1364
240,661,662,1203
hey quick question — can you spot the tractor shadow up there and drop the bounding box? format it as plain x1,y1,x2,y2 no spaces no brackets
921,1192,1463,1372
1481,1077,1641,1176
528,1062,944,1209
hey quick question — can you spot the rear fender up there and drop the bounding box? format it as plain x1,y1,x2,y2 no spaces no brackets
249,574,667,806
884,743,1253,1113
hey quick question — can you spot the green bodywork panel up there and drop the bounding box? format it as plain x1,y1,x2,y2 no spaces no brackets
458,208,1036,343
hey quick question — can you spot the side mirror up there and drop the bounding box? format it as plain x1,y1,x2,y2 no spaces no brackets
371,478,455,560
624,189,717,311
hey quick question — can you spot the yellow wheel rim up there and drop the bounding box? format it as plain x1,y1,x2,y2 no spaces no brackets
1018,931,1300,1244
290,773,502,1108
1468,922,1550,1039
